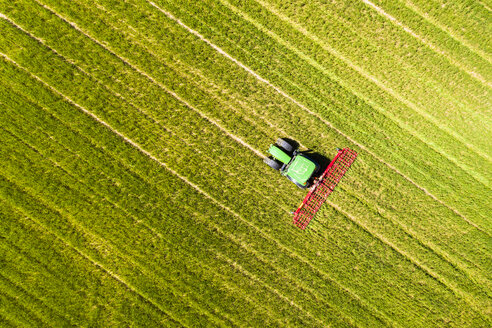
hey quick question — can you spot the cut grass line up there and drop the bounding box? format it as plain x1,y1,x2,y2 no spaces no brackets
252,0,492,164
26,1,263,159
0,53,393,328
400,0,492,64
361,0,491,88
147,2,488,236
326,199,492,321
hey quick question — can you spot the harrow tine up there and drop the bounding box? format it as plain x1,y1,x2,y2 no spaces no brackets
292,148,357,229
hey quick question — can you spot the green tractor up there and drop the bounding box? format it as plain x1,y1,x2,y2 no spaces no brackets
264,138,320,189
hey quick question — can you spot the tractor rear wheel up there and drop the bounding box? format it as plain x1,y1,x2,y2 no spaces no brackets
276,138,295,152
264,157,282,170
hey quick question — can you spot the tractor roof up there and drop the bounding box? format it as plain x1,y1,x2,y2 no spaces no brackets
286,155,317,185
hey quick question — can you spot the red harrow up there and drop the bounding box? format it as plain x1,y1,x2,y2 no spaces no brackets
292,148,357,229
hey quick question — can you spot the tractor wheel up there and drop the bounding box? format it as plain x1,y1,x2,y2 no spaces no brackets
276,138,295,152
264,157,282,170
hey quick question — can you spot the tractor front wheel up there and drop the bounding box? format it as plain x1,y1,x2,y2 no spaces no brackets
277,138,295,153
264,157,282,170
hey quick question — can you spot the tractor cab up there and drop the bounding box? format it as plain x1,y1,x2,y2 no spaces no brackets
264,139,319,188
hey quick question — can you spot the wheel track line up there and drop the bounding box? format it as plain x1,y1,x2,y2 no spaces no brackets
147,1,488,234
399,0,492,64
250,0,491,164
1,117,307,327
1,53,393,328
0,127,239,328
361,0,491,88
22,2,264,160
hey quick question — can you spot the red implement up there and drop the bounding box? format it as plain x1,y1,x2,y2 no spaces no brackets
292,148,357,229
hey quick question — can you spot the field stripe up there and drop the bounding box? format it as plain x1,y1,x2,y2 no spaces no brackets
251,0,491,164
1,52,395,327
400,0,492,64
361,0,491,88
145,2,487,235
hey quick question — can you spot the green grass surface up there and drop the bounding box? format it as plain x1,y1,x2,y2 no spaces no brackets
0,0,490,326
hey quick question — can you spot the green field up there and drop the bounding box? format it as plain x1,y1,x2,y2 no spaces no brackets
0,0,491,326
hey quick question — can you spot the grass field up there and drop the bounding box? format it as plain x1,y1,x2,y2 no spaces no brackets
0,0,491,326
